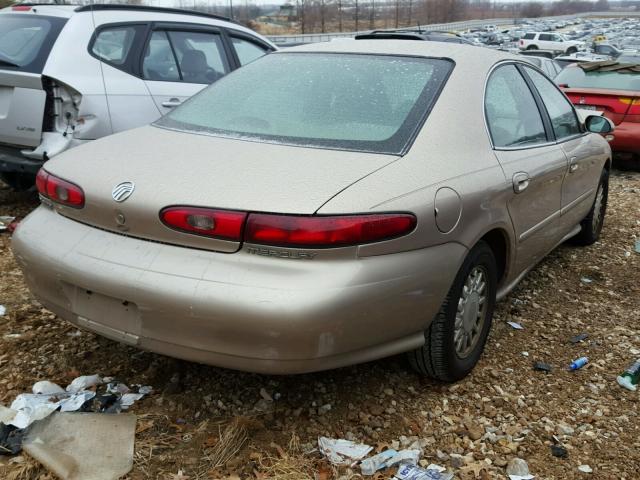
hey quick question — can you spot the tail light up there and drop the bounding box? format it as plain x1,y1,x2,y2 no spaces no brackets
12,5,32,10
36,169,85,208
245,213,416,248
160,207,247,241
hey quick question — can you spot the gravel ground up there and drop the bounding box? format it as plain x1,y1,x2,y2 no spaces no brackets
0,170,638,480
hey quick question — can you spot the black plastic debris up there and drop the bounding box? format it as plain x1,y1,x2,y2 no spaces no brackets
551,444,568,458
570,333,589,344
0,423,25,455
533,361,553,373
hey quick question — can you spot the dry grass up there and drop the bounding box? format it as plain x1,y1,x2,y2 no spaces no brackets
0,454,52,480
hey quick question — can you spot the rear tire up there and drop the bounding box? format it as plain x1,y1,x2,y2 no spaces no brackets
566,46,578,54
408,241,497,382
572,167,608,246
0,172,36,191
527,45,539,50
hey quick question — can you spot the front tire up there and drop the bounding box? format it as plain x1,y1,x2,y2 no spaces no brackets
566,46,578,54
408,241,497,382
572,167,608,246
527,45,539,50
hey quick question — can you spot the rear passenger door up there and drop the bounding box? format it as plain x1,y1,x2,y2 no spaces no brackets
90,23,161,134
141,25,232,115
485,63,568,275
228,33,270,66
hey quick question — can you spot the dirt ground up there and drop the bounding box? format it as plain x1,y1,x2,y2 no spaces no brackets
0,170,638,480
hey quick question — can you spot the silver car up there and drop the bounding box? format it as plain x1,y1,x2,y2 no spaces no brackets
0,3,274,190
12,40,614,381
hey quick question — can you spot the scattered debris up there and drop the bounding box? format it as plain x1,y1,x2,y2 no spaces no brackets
533,362,552,373
550,444,568,458
318,437,372,466
360,448,421,474
617,358,640,391
580,277,593,284
23,412,136,480
507,321,524,330
394,463,453,480
577,464,593,473
506,458,534,480
0,423,24,455
0,216,15,232
569,333,589,344
635,239,640,254
0,305,5,316
569,357,589,371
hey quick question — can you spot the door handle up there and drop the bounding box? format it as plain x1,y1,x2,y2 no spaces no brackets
512,172,530,194
569,156,578,173
161,98,182,108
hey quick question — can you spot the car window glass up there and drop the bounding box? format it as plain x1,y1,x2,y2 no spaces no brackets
523,33,535,40
167,30,229,84
525,67,581,140
540,34,552,41
92,26,137,65
143,31,179,81
485,65,547,148
231,36,267,65
159,53,453,155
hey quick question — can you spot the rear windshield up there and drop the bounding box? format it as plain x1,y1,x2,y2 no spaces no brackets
156,52,453,155
555,66,640,91
0,14,67,73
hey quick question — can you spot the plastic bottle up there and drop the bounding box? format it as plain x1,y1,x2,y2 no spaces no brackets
617,359,640,391
569,357,589,370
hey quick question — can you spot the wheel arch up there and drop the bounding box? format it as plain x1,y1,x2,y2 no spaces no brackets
475,227,512,287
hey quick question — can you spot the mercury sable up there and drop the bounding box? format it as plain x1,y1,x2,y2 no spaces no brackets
12,41,614,381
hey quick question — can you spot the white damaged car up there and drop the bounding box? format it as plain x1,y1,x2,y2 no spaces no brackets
0,3,274,189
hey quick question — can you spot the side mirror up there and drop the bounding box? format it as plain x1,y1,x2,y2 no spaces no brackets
585,115,614,134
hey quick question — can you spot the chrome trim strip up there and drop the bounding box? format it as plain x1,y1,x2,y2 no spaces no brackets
519,210,561,242
560,188,594,215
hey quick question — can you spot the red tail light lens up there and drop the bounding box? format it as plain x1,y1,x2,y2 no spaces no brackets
245,213,416,248
12,5,32,10
36,168,85,208
160,207,247,241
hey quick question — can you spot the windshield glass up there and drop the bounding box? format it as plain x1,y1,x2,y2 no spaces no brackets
0,14,67,73
157,52,453,154
555,66,640,91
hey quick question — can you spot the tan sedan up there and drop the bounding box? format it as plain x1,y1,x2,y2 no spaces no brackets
12,40,614,380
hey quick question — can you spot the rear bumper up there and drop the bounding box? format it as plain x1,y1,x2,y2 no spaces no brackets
0,145,43,174
12,207,467,374
609,121,640,156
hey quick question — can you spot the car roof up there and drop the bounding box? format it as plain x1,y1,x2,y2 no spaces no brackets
283,39,520,68
1,3,233,23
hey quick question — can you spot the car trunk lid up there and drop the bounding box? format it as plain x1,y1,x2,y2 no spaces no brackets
44,126,400,252
0,70,46,147
562,87,639,125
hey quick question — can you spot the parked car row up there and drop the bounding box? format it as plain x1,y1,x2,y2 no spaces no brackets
8,5,616,380
0,3,275,190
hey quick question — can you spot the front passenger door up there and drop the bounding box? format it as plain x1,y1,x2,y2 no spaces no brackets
522,66,603,227
485,64,567,275
142,27,231,115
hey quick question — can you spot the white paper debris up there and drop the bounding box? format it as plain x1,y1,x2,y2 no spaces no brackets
106,383,130,395
508,475,535,480
59,392,96,412
0,305,5,316
395,464,454,480
578,465,593,473
0,405,17,424
426,464,446,473
318,436,372,465
507,321,524,330
32,381,65,395
387,449,421,467
66,375,102,393
9,394,61,429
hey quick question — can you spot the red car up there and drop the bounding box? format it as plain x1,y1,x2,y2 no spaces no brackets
556,63,640,162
